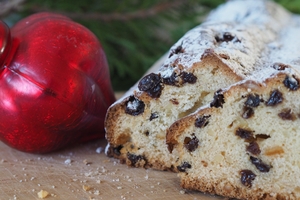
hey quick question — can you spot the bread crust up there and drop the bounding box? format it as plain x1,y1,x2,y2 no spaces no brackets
180,176,293,200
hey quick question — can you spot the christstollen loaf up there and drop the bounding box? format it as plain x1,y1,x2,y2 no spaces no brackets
104,0,292,171
166,9,300,199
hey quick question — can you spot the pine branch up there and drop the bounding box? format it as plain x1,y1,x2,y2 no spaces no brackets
0,0,25,17
28,0,187,21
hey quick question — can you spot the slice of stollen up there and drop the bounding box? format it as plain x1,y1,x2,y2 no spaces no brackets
166,15,300,199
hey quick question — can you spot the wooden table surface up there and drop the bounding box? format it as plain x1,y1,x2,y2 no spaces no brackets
0,139,224,200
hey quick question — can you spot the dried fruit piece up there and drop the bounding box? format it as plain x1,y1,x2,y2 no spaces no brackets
235,128,254,141
149,112,159,121
223,32,235,41
181,72,197,84
169,44,184,58
127,153,146,166
250,156,271,172
113,145,123,156
184,135,199,152
174,44,184,54
144,131,149,136
272,63,289,70
278,108,296,120
138,73,163,98
177,161,192,172
256,134,271,139
266,89,283,106
163,72,178,86
265,146,284,156
245,94,261,107
210,90,225,108
170,98,179,105
246,141,261,155
283,75,299,91
195,115,211,128
149,84,163,98
240,169,256,187
163,71,197,86
215,32,241,43
125,96,145,116
242,94,261,119
242,106,254,119
138,73,160,91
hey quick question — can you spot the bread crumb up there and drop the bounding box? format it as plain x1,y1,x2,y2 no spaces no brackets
83,159,92,165
180,190,186,194
83,185,92,191
96,147,103,153
64,158,72,164
37,190,49,199
94,190,100,195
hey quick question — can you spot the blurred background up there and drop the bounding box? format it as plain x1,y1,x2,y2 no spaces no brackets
1,0,300,91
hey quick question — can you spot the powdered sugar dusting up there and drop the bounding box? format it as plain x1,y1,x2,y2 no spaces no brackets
160,66,174,78
249,15,300,82
269,16,300,71
160,0,291,78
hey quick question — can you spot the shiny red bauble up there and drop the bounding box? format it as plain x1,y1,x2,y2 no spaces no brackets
0,12,116,153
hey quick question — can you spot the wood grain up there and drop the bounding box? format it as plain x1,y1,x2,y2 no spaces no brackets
0,139,222,200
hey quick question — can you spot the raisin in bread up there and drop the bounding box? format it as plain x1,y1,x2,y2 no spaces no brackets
105,0,291,171
166,14,300,199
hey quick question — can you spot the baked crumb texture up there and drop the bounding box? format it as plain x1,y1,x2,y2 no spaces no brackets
167,71,300,199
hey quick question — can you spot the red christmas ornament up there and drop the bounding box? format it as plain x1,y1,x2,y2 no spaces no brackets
0,12,116,153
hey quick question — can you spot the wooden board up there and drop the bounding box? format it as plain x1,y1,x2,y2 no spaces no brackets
0,56,223,200
0,139,224,200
